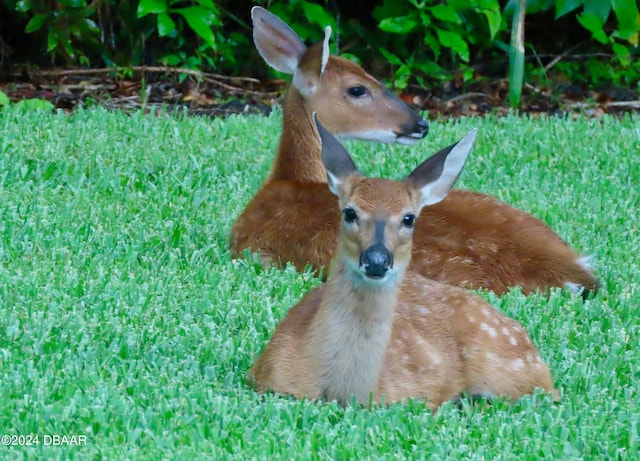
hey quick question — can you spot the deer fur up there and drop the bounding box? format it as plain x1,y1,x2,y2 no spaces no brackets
230,7,598,296
249,120,559,409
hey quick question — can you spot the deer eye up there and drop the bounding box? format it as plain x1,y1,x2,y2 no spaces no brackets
347,86,367,97
343,208,358,224
402,214,416,228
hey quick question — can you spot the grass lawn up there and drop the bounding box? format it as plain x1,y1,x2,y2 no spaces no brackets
0,106,638,460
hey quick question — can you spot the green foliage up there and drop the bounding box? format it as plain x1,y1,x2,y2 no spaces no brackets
0,89,54,111
12,0,101,65
0,108,638,458
373,0,504,88
1,0,639,90
12,98,54,111
137,0,225,69
505,0,640,56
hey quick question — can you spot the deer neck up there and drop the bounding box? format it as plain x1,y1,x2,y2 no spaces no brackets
267,88,326,183
307,258,400,405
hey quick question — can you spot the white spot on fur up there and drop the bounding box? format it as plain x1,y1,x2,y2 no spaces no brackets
468,315,476,323
418,306,429,316
511,359,525,370
485,352,498,363
564,281,584,295
480,322,497,338
428,351,442,366
501,326,510,336
577,256,594,272
564,256,595,294
509,336,518,346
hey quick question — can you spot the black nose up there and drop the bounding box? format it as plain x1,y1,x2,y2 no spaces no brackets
416,118,429,137
360,243,393,278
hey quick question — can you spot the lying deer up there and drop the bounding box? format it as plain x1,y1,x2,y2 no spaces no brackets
231,6,598,296
249,118,559,409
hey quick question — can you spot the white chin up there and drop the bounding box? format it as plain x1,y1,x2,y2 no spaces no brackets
340,130,420,145
395,135,422,146
345,260,401,288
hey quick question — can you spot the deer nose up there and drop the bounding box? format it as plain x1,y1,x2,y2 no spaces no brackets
360,243,393,278
416,118,429,137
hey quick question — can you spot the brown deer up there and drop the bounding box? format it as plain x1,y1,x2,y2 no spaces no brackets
249,118,559,409
231,6,598,296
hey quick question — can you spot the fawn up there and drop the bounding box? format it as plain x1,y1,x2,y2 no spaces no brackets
249,118,559,409
231,7,598,296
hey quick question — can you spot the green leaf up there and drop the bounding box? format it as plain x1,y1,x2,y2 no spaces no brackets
577,12,609,44
555,0,581,18
435,28,470,62
0,90,10,106
611,42,630,56
393,64,411,90
378,48,403,66
302,2,336,31
373,0,412,23
197,0,217,11
379,15,419,34
415,60,445,77
59,31,76,58
177,7,217,49
83,18,100,34
157,12,176,37
137,0,167,17
418,11,432,27
47,30,57,53
612,0,640,43
423,31,441,61
583,0,612,24
14,98,54,112
15,1,29,13
482,7,503,39
25,14,47,33
431,4,461,24
612,0,640,18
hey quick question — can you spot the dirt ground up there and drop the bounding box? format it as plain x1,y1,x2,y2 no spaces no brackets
1,66,639,119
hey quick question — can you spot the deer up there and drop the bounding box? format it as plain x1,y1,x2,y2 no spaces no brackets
248,118,559,409
230,6,599,296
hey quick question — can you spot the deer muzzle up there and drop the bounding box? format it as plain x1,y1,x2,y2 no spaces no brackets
360,243,394,279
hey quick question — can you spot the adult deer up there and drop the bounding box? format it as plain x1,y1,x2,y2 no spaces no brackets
249,119,559,409
230,6,598,296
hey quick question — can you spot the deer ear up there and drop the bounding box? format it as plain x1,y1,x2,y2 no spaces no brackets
293,26,332,96
252,6,307,75
407,129,477,208
314,113,360,196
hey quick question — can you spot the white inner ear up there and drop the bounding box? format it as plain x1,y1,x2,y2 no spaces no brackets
326,170,341,196
420,129,477,207
292,26,332,96
321,26,331,75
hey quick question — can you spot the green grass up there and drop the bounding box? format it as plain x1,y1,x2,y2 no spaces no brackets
0,106,638,460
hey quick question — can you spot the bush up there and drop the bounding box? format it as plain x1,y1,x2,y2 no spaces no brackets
0,0,638,91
